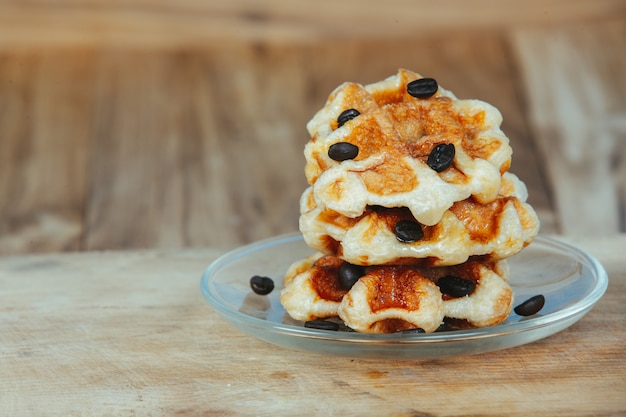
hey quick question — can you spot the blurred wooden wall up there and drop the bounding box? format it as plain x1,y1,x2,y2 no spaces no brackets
0,1,625,255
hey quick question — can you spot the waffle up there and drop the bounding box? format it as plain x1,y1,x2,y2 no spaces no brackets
279,69,538,334
281,254,346,322
300,172,539,266
304,69,513,226
280,255,512,333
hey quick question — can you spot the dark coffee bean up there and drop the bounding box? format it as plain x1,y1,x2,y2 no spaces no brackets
304,319,340,331
407,78,438,98
436,318,472,332
328,142,359,161
514,295,545,316
435,321,458,332
427,143,455,172
436,275,476,298
396,328,425,334
338,262,366,290
249,275,274,295
394,220,424,243
337,108,360,128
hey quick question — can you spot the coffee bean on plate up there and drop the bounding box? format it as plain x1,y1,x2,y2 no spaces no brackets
249,275,275,295
514,295,545,316
304,319,340,331
396,328,426,334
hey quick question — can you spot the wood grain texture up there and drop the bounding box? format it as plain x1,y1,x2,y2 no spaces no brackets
0,0,625,47
512,20,626,236
84,47,310,250
0,52,94,253
1,235,624,416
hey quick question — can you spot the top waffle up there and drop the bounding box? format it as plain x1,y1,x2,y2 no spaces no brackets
305,69,513,226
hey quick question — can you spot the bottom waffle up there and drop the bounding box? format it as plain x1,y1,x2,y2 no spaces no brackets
280,254,513,334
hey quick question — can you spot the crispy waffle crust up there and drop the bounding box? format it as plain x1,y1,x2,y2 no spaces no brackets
280,255,513,333
300,172,539,266
305,69,513,226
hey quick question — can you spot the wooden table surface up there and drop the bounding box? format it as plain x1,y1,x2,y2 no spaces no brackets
1,234,625,416
0,1,625,256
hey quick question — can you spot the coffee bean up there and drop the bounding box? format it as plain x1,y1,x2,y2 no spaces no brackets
394,220,424,243
338,262,366,290
304,319,340,331
396,328,426,334
514,295,545,316
328,142,359,161
249,275,275,295
407,78,438,98
337,108,360,128
435,323,453,332
436,318,472,332
436,275,476,298
427,143,455,172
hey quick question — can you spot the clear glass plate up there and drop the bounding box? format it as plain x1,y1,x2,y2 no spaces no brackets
200,233,608,359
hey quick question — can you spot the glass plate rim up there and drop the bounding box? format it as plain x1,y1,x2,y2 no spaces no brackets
200,233,608,344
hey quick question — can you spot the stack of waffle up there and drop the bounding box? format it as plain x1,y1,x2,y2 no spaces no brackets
280,69,539,333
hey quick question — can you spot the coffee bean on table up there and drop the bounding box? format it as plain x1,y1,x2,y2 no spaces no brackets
407,78,439,98
436,275,476,298
249,275,275,295
394,220,424,243
304,319,340,331
328,142,359,161
427,143,455,172
514,295,545,316
337,108,360,128
338,262,366,290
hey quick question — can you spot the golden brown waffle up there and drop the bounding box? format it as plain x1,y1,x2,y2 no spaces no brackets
304,69,513,226
300,172,539,266
280,255,513,333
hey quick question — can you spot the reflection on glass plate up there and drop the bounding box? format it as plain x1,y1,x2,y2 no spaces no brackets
200,233,607,359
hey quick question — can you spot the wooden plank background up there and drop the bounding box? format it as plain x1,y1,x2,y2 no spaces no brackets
0,1,625,255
